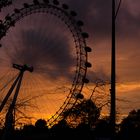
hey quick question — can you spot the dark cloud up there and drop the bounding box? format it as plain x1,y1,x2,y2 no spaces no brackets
87,68,111,84
63,0,112,40
1,0,140,40
0,8,76,81
64,0,140,41
10,28,75,80
116,3,140,39
1,0,140,83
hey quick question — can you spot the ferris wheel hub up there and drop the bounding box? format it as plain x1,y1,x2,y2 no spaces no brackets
13,63,33,72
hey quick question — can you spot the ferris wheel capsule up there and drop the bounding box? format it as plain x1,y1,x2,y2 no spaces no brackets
53,0,59,5
62,4,69,10
85,46,92,52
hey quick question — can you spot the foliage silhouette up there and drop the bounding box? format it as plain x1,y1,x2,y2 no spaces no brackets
35,119,47,129
118,109,140,140
62,99,100,128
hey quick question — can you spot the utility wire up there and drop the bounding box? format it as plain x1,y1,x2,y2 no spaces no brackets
115,0,122,19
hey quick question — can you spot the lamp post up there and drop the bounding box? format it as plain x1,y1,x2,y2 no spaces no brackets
110,0,116,137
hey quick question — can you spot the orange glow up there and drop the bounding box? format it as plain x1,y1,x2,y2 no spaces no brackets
117,82,140,93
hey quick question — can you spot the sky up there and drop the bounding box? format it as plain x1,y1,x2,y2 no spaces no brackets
61,0,140,117
0,0,140,124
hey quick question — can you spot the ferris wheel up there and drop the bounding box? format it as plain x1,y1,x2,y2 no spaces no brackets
0,0,92,129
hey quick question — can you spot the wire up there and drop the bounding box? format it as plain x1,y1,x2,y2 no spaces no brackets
115,0,122,19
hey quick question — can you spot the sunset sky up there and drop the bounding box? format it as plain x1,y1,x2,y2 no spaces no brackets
0,0,140,124
63,0,140,116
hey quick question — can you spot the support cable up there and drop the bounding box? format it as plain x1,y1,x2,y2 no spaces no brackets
115,0,122,19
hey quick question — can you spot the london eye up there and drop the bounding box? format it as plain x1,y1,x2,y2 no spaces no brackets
0,0,92,129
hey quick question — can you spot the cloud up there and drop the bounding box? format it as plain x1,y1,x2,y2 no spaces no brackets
116,0,140,39
23,29,74,78
63,0,112,39
63,0,140,41
0,10,78,81
2,0,140,40
87,68,111,84
11,28,75,80
1,0,140,84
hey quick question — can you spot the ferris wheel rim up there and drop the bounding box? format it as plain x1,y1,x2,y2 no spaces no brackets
0,0,91,127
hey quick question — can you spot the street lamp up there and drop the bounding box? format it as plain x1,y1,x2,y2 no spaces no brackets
110,0,116,136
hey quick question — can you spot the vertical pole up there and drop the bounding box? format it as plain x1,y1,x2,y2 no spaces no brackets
110,0,116,137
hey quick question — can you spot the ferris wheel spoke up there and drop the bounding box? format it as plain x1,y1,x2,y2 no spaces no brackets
0,68,11,81
0,73,18,94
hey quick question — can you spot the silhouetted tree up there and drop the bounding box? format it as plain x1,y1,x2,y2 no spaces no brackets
35,118,49,134
62,99,100,128
94,117,112,138
35,119,47,129
0,95,39,129
119,109,140,140
50,119,71,140
52,119,70,130
22,124,35,134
